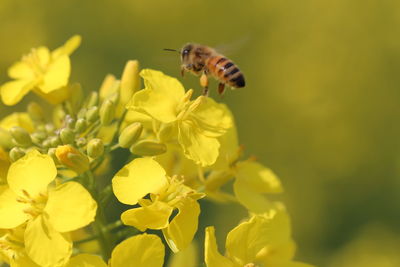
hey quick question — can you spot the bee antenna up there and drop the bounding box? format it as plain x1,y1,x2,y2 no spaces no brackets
163,48,179,53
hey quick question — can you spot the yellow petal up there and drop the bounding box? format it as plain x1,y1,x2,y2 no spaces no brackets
190,97,233,137
121,201,173,231
0,186,30,228
167,242,198,267
10,254,41,267
204,227,235,267
40,55,70,93
110,234,165,267
0,80,36,106
7,150,56,198
52,35,82,58
178,121,220,166
162,198,200,252
25,215,72,267
127,69,185,123
8,61,35,80
33,85,70,105
0,112,35,132
44,182,97,232
225,211,291,264
112,158,168,205
236,161,283,193
65,254,107,267
36,46,51,67
233,178,274,213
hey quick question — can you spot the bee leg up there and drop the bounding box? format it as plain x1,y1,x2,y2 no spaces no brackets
200,73,209,96
181,67,185,77
218,83,226,96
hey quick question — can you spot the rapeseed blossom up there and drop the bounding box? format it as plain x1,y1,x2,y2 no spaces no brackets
0,36,315,267
0,35,81,105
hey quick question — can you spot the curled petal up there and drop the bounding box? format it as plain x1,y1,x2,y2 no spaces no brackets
110,234,165,267
204,227,234,267
112,158,168,205
162,198,200,252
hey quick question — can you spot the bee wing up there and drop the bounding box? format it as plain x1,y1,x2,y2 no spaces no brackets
214,35,251,56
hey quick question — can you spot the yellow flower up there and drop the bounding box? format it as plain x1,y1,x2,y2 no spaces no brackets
0,150,97,267
127,69,232,166
0,35,81,105
205,209,315,267
112,157,204,252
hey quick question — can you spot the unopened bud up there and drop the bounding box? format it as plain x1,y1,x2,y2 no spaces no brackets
86,92,99,108
87,138,104,158
10,127,32,147
75,118,87,133
42,139,52,148
99,100,115,125
0,128,14,149
45,124,55,135
77,108,87,119
9,147,25,162
60,128,75,144
27,102,45,122
130,140,167,156
47,148,59,164
86,106,99,123
118,122,143,148
50,136,61,147
69,83,84,114
55,145,89,174
31,131,47,144
65,115,76,129
119,60,140,116
76,137,87,147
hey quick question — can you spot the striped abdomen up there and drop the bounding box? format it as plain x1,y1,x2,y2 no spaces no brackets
206,56,245,88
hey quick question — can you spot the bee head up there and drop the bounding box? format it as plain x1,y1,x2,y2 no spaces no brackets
181,44,193,61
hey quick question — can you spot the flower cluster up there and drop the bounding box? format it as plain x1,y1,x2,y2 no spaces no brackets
0,36,315,267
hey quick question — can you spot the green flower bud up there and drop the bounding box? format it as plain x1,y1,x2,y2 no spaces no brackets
27,102,45,122
117,60,140,116
87,138,104,158
47,148,59,164
45,124,55,135
86,92,99,108
99,100,115,125
76,137,87,147
60,128,75,144
10,126,32,147
86,106,99,123
75,118,87,133
65,115,76,129
42,139,52,148
55,145,89,174
118,122,143,148
50,136,62,147
77,108,87,119
0,128,14,149
130,140,167,156
9,147,25,162
31,131,47,144
69,83,84,114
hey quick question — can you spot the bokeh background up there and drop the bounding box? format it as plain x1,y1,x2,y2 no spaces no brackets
1,1,400,266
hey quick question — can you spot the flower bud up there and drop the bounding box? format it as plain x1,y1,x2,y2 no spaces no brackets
86,106,99,123
65,115,76,129
75,118,87,133
69,83,84,114
118,60,140,116
118,122,143,148
86,92,99,108
47,148,59,164
60,128,75,144
76,137,87,147
130,140,167,156
55,145,89,174
0,128,14,149
27,102,45,122
42,139,52,148
9,126,32,147
31,131,47,144
87,138,104,158
77,108,87,119
45,124,55,135
9,147,25,162
50,136,62,147
99,100,115,125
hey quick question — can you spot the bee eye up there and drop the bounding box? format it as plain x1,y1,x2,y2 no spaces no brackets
183,49,189,55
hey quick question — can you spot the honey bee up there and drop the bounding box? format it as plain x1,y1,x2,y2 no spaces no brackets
164,43,245,96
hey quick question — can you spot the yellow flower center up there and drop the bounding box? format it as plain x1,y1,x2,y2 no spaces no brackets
16,189,48,217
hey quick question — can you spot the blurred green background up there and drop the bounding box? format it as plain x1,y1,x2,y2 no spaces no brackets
1,0,400,266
